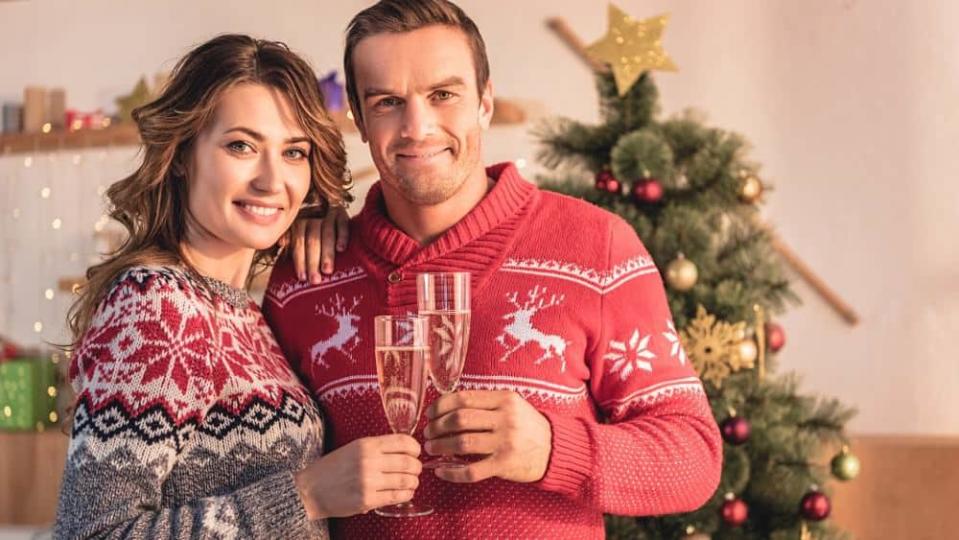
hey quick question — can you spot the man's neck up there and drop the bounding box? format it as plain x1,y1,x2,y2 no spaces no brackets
381,169,494,246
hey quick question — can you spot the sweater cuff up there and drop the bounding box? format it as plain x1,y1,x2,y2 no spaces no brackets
234,470,324,538
536,410,594,497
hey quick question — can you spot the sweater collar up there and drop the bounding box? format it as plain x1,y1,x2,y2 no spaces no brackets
356,162,536,266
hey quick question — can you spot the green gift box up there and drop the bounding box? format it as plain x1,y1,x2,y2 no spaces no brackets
0,356,60,431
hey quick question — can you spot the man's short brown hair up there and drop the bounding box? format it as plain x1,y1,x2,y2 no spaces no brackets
343,0,490,124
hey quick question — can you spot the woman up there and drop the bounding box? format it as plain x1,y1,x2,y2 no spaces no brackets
56,34,421,540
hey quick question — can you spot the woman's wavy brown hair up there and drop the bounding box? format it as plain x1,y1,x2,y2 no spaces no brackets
67,34,349,344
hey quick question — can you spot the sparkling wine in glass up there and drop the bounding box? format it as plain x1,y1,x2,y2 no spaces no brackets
417,272,471,469
374,314,432,518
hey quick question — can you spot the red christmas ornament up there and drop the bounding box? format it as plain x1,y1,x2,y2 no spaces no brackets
595,170,614,192
800,490,831,521
721,416,751,445
721,496,748,526
632,178,664,203
605,177,622,194
765,322,786,352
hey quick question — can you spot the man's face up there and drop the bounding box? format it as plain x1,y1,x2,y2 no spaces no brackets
351,25,494,206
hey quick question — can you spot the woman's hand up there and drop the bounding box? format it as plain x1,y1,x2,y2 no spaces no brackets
294,434,423,519
280,205,350,284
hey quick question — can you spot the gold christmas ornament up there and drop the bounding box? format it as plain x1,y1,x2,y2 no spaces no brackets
738,338,758,365
665,254,698,291
830,445,861,481
681,305,749,388
739,174,764,203
585,4,678,96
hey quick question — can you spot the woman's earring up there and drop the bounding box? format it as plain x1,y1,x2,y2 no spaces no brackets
343,168,355,190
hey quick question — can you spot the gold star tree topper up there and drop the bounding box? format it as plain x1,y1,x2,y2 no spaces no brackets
586,3,678,96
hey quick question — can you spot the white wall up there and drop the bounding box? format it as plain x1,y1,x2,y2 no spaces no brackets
1,0,956,435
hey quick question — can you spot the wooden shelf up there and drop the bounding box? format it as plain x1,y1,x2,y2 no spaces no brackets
0,110,354,155
1,123,140,155
1,99,528,156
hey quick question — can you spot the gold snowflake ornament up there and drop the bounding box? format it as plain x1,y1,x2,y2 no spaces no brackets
681,305,751,388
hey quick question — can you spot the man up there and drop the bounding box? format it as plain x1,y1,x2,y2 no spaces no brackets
264,1,722,538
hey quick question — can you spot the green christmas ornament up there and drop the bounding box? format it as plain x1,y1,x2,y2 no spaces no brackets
830,446,861,481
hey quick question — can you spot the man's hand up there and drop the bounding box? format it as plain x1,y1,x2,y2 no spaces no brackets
279,206,350,284
423,390,553,484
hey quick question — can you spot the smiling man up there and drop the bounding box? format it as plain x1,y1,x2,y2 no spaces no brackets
264,1,723,538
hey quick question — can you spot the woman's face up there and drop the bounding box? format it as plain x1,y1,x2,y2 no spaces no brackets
184,83,312,255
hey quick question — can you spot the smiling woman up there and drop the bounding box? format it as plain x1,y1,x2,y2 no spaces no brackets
178,83,315,283
50,34,408,540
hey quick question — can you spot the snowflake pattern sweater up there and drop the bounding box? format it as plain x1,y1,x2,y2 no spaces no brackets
264,163,723,540
55,267,327,539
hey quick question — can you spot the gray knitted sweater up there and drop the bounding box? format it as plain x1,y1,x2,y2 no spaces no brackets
55,267,328,539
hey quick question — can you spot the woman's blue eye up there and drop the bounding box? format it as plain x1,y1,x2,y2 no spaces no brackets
227,141,253,153
285,148,308,160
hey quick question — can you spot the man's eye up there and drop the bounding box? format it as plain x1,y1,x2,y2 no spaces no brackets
434,90,455,100
377,97,401,108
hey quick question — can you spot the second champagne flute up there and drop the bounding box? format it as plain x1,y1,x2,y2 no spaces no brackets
417,272,471,469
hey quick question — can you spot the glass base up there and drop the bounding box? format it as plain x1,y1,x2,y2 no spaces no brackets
374,501,434,518
422,455,468,470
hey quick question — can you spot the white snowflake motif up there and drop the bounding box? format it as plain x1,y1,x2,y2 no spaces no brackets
662,320,687,365
603,329,656,381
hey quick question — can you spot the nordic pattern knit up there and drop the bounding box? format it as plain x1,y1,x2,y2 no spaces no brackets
264,163,723,540
55,266,327,539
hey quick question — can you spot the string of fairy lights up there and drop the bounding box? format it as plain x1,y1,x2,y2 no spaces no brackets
1,145,135,349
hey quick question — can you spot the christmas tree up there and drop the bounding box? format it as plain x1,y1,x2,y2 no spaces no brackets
536,11,858,538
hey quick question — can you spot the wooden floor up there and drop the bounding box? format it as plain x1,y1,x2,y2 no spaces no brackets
1,432,957,537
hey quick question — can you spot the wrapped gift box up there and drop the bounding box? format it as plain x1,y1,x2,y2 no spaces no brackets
0,356,60,431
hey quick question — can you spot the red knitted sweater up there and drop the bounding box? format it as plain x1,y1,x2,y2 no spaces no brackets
264,163,722,539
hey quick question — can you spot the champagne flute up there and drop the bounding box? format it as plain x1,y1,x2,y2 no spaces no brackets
416,272,471,469
374,314,433,518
